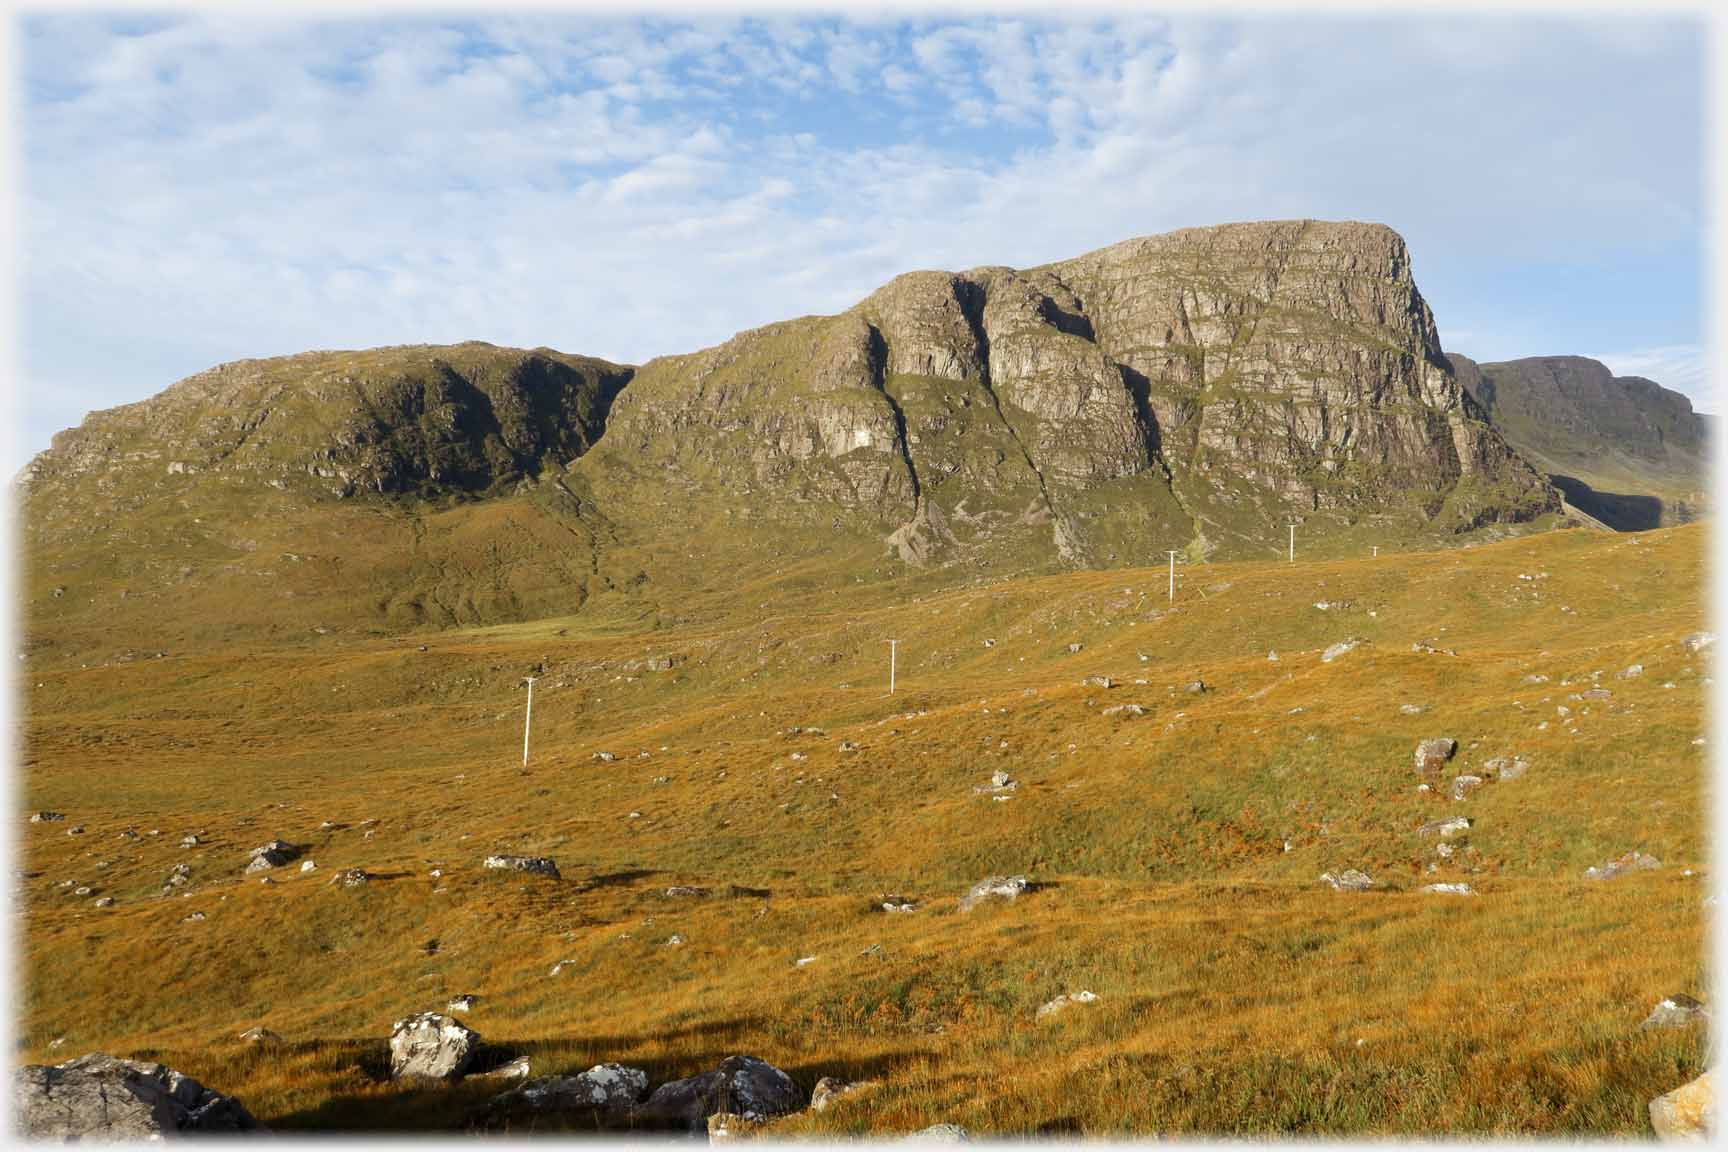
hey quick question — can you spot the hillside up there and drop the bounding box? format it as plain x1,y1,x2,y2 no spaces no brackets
16,522,1709,1134
19,222,1565,660
1446,354,1709,530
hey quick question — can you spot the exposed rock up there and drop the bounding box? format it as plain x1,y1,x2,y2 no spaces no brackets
476,1056,532,1082
243,839,298,873
483,855,560,879
1683,632,1715,654
491,1063,647,1114
1319,869,1375,892
1084,675,1114,689
389,1012,480,1081
810,1076,871,1113
906,1124,971,1142
1618,664,1644,679
1649,1070,1714,1140
1418,817,1472,839
958,874,1028,912
1641,994,1710,1030
1451,774,1486,800
1420,883,1474,895
1035,990,1099,1019
329,868,371,888
447,994,477,1013
1102,703,1147,717
238,1027,282,1045
638,1055,804,1129
1321,640,1360,663
1413,738,1457,773
1585,852,1661,881
29,811,65,823
14,1052,261,1138
1483,756,1530,781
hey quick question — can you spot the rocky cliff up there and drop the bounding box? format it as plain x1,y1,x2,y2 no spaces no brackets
21,221,1563,650
1446,353,1708,529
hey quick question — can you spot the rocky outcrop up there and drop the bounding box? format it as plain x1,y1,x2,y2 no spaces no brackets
14,1052,261,1139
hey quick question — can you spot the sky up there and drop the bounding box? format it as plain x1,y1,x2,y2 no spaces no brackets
9,8,1709,475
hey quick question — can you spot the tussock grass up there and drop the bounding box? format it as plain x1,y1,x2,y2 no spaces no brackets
17,523,1709,1134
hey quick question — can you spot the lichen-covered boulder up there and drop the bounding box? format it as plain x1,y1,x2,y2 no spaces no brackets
490,1063,647,1114
638,1055,803,1129
958,875,1027,912
388,1012,480,1081
1650,1070,1714,1140
14,1052,261,1139
482,855,560,879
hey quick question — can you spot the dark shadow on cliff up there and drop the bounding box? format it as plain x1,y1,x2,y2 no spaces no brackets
1549,474,1665,531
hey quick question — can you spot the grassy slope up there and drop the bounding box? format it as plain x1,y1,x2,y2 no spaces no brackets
16,522,1709,1135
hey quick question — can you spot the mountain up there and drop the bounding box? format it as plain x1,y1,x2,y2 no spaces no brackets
21,221,1562,656
1445,354,1709,530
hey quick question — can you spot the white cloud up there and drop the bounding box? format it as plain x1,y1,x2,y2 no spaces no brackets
13,12,1705,476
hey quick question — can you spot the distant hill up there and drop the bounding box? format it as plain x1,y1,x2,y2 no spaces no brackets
21,221,1567,655
1445,354,1708,530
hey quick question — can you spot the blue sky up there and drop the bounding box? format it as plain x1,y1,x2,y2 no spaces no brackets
11,10,1707,475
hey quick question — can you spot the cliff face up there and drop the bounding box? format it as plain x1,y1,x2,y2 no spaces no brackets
21,221,1564,650
1447,353,1708,529
583,220,1556,571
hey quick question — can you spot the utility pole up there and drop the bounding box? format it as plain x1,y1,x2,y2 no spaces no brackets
1288,524,1296,563
521,676,536,767
887,639,897,695
1166,550,1178,602
1372,545,1379,559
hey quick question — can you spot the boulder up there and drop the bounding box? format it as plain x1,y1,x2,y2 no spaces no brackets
476,1056,532,1082
483,855,560,879
491,1063,647,1113
810,1076,870,1112
1320,640,1359,663
1319,869,1375,892
388,1012,480,1081
1420,883,1474,895
13,1052,260,1139
29,811,65,823
1649,1070,1714,1140
1682,632,1715,654
243,840,298,873
1641,994,1710,1030
1418,816,1472,838
958,875,1028,912
1413,738,1457,773
329,868,370,888
906,1124,971,1142
238,1027,283,1045
447,994,477,1013
638,1055,803,1129
1585,852,1661,881
1035,990,1099,1019
1451,775,1485,800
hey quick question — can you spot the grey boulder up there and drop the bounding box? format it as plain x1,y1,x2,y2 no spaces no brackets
638,1054,804,1128
14,1052,260,1139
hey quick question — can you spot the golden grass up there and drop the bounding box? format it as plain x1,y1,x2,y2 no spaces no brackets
16,522,1710,1134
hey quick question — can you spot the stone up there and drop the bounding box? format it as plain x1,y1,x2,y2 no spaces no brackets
329,868,370,888
180,835,200,848
483,855,560,878
1618,664,1644,679
1319,869,1375,891
389,1012,480,1081
958,874,1028,912
906,1124,971,1142
476,1056,532,1081
1321,640,1360,663
665,885,706,898
1398,704,1425,715
1585,852,1661,881
244,839,298,873
1035,990,1099,1019
93,896,114,908
29,811,65,823
447,994,477,1013
239,1027,283,1045
810,1076,870,1112
1682,632,1715,654
638,1055,804,1129
491,1063,647,1113
1420,883,1474,895
1413,738,1457,773
1649,1070,1714,1140
1418,816,1472,838
300,859,316,872
1102,703,1147,717
1451,774,1485,800
13,1052,261,1138
1641,994,1710,1030
1484,756,1530,781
